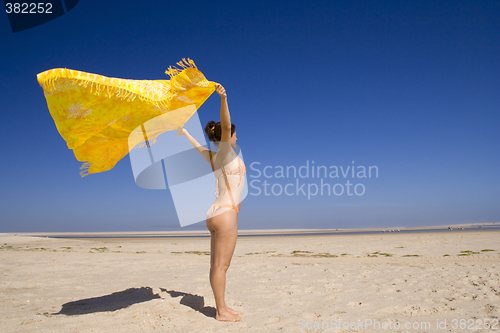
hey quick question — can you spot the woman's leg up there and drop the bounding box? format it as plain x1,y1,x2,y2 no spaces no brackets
208,209,242,321
206,218,216,288
207,216,243,317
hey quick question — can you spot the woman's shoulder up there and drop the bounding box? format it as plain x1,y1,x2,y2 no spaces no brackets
214,142,237,164
216,141,235,153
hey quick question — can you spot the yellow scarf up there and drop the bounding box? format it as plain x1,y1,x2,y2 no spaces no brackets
37,58,215,177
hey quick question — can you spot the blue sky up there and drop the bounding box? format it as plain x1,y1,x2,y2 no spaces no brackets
0,0,499,232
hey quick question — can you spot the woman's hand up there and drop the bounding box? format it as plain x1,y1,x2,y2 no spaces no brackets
177,127,188,137
215,83,227,99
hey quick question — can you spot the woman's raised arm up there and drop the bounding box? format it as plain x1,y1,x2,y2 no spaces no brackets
216,84,232,142
177,127,212,164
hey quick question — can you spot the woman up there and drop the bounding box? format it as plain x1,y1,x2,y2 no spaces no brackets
177,83,245,322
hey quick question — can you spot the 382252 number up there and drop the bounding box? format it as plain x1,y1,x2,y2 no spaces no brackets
5,3,53,14
451,319,499,330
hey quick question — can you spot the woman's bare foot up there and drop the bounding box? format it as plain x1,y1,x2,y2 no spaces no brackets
216,309,243,321
227,307,243,315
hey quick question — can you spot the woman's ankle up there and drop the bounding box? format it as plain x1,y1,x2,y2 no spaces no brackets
216,306,230,314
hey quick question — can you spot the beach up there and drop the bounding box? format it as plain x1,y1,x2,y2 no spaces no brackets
1,230,499,332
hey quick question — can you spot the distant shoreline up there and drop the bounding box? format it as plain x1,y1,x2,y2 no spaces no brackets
4,222,499,239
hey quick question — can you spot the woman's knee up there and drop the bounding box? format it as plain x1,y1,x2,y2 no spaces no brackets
213,261,231,272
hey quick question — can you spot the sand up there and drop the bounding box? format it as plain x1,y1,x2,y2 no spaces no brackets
1,231,499,332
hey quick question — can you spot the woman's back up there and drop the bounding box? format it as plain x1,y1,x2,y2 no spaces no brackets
210,142,246,207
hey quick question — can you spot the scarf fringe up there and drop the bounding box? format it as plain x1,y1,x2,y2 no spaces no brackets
131,137,158,150
37,70,170,109
79,162,92,177
164,58,197,78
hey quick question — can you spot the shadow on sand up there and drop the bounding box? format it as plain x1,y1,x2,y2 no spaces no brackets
162,288,216,318
51,286,215,318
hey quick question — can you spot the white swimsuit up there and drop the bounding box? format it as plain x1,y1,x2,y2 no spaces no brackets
206,142,246,219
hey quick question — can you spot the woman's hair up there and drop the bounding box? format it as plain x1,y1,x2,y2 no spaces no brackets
205,121,236,142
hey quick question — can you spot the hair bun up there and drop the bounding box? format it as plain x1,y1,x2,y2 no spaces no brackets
205,121,236,142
